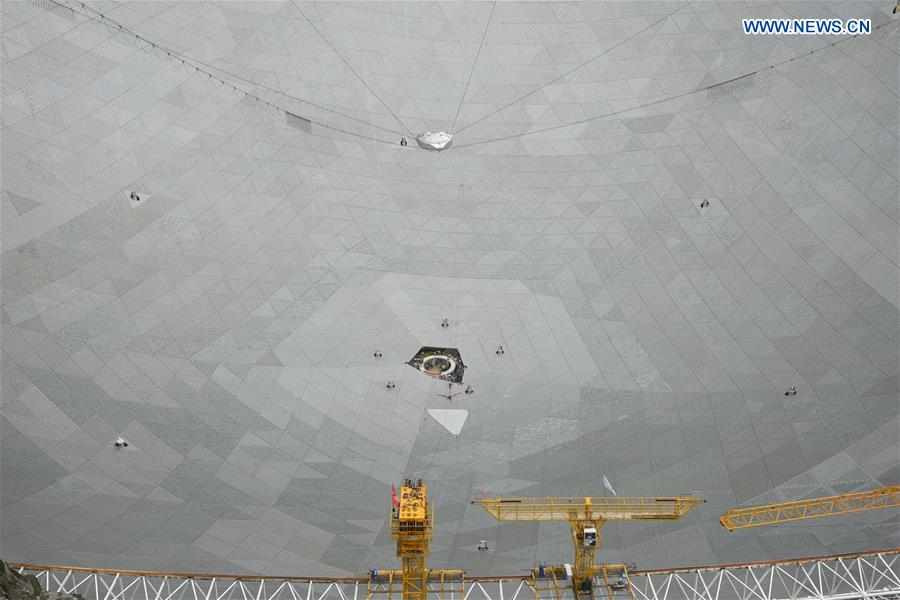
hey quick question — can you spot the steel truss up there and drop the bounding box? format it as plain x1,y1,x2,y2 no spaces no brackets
13,548,900,600
719,487,900,531
629,550,900,600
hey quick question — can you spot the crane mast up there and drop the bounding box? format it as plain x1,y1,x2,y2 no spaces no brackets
391,480,433,600
720,486,900,531
568,498,599,595
370,481,463,600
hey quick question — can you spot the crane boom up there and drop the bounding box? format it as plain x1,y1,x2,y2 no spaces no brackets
475,496,703,522
720,486,900,531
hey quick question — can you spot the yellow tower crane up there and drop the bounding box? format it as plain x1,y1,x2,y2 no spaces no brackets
720,486,900,531
473,494,704,598
368,480,464,600
392,479,432,600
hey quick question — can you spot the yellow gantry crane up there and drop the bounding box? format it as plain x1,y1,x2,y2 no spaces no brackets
720,486,900,531
369,480,464,600
473,494,704,598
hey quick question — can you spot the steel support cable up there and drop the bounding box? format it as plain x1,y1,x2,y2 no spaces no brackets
90,0,404,136
147,49,407,138
449,0,497,133
452,18,900,150
40,0,403,145
452,1,694,136
288,0,416,138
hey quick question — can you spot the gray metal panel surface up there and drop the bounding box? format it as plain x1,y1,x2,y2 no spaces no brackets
1,0,898,576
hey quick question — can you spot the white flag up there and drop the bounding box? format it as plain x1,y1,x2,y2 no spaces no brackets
602,475,617,496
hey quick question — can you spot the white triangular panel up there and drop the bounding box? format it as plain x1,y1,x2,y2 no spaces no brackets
427,409,469,435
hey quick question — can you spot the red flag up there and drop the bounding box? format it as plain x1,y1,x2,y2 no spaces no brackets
391,483,400,507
